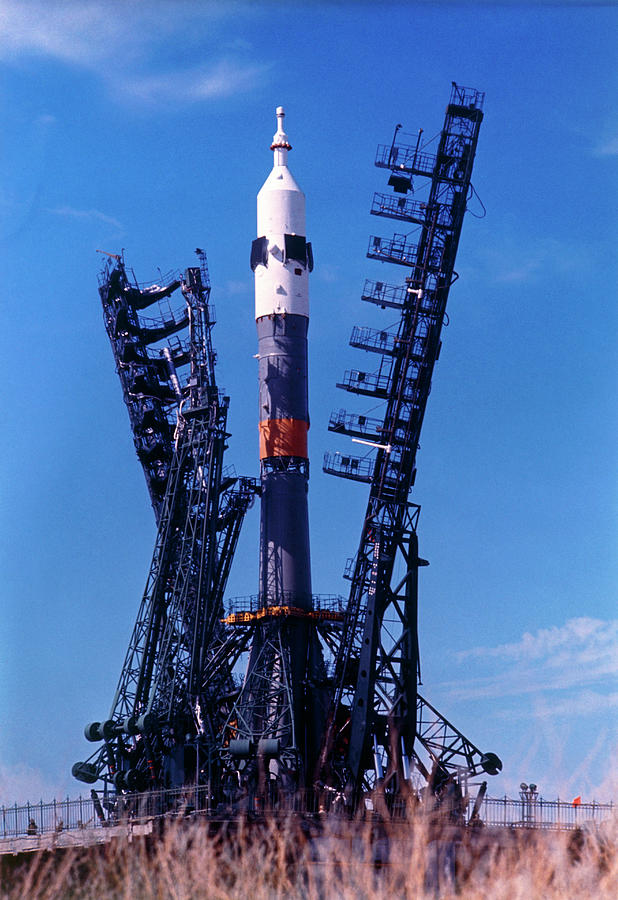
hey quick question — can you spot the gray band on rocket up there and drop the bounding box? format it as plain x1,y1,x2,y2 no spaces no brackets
259,470,312,607
257,314,309,459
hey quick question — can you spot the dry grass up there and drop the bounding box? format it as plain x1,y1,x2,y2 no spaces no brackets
1,814,616,899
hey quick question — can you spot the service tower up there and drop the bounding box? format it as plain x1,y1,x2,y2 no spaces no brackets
252,107,313,611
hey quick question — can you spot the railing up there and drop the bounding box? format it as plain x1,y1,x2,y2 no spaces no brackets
224,594,346,616
337,368,420,402
337,369,392,398
328,410,386,441
448,83,485,112
1,796,102,839
368,235,445,271
323,451,375,483
350,325,398,356
371,194,454,230
350,326,425,362
133,269,183,292
368,235,421,267
375,144,437,177
479,796,614,831
361,279,409,309
0,789,613,842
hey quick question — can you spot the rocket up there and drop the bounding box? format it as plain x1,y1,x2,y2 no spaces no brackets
241,108,327,788
252,107,313,611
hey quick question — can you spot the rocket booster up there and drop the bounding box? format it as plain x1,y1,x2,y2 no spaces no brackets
252,108,313,610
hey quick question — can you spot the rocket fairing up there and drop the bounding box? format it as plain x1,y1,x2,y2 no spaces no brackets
252,107,313,611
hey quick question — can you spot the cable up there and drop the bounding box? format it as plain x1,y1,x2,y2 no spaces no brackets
467,183,486,219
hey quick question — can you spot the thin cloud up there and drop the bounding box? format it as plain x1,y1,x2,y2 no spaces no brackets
0,761,70,805
47,205,123,231
0,0,130,67
34,113,57,127
595,135,618,157
491,690,618,721
0,0,267,105
316,264,341,284
458,616,617,662
443,667,616,705
439,617,618,706
123,60,273,106
530,690,618,719
492,237,583,284
467,233,587,285
224,279,251,296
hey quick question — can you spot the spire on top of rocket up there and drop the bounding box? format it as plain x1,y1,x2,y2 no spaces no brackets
270,106,292,156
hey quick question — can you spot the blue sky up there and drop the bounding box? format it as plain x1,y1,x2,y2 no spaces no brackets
1,0,616,805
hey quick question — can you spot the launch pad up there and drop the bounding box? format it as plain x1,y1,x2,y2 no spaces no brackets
73,84,502,821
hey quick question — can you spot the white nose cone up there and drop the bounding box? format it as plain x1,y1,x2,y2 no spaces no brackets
257,107,306,237
254,107,310,320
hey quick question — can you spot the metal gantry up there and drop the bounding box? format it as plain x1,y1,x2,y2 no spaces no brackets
73,251,258,792
318,83,501,799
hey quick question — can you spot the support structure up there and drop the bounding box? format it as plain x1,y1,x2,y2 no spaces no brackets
318,83,501,798
73,252,258,791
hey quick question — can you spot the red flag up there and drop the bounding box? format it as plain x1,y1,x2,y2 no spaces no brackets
572,796,581,807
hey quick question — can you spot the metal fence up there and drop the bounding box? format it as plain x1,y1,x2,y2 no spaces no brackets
480,796,614,831
2,795,101,839
1,790,614,841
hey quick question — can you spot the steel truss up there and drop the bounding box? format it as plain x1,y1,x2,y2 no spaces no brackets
220,613,333,791
318,83,501,798
73,251,258,792
224,625,299,782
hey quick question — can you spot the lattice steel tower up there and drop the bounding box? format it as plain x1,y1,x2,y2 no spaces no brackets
73,251,258,791
318,83,501,800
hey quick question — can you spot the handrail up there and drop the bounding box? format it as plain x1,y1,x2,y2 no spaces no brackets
1,789,612,841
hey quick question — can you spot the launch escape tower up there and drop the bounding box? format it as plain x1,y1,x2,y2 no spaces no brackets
74,84,501,811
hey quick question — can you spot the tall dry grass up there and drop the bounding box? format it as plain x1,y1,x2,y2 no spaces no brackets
1,813,616,899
